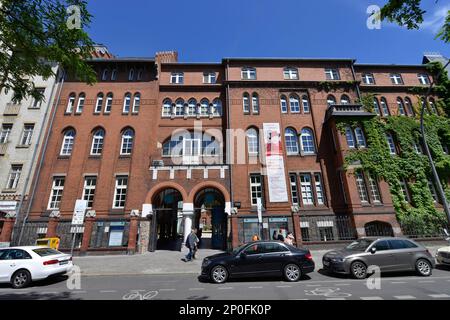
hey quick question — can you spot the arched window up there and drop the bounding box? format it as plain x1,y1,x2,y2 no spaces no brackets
120,128,134,155
340,94,350,105
123,93,131,113
243,93,250,113
95,93,104,113
373,97,381,116
396,97,406,116
285,128,299,155
105,93,113,113
187,98,197,116
60,129,75,156
300,128,315,154
380,97,390,116
345,126,355,148
345,126,366,149
302,95,310,113
76,93,85,113
66,93,76,113
289,94,300,113
429,98,438,115
404,97,414,116
326,95,336,107
175,99,185,116
246,128,259,155
252,93,259,114
162,98,172,117
128,68,135,81
101,69,109,81
200,99,209,116
213,98,222,116
132,93,141,113
90,129,105,155
280,95,287,113
137,69,143,81
111,69,117,81
386,132,397,155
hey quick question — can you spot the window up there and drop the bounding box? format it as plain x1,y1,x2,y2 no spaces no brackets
187,99,197,116
252,93,259,114
6,165,22,189
283,67,298,80
132,93,141,113
289,94,300,113
327,95,336,107
429,98,438,115
373,98,381,116
123,93,131,113
300,174,314,205
355,171,369,203
362,73,375,84
397,97,406,116
66,93,76,113
301,226,310,242
420,98,430,115
354,127,367,148
319,226,334,241
280,95,287,113
128,69,135,81
413,139,423,154
367,173,381,203
162,99,172,117
300,128,315,154
373,240,390,251
428,179,438,203
289,174,299,204
203,72,216,84
389,239,417,249
20,124,34,145
212,98,222,116
390,73,403,85
340,95,350,105
82,176,97,208
60,129,75,156
325,68,340,80
113,176,128,208
200,99,209,116
249,174,263,206
104,93,113,113
314,173,325,205
404,97,414,116
380,97,390,116
101,69,109,81
400,179,411,202
111,69,117,81
0,124,12,143
170,72,184,84
386,133,397,155
418,73,430,85
120,129,134,155
75,93,85,113
345,126,355,148
246,128,259,155
95,93,104,113
285,128,299,155
241,67,256,80
48,177,65,209
90,129,105,155
302,95,310,113
137,69,143,81
31,88,45,108
243,93,250,113
162,132,219,158
345,126,366,149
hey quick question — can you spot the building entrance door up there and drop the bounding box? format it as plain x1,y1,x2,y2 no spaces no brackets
211,207,227,250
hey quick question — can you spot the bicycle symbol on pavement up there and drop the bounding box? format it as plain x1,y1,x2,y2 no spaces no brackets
122,290,159,300
305,287,352,298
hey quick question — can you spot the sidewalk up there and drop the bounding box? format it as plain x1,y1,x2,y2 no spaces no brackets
73,245,444,276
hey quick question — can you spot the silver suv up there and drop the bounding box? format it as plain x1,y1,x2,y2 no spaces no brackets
322,237,435,279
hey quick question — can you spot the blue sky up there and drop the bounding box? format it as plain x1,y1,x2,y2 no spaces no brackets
86,0,449,64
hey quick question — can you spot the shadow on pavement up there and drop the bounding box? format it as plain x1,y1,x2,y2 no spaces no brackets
436,264,450,272
197,274,312,284
0,275,69,290
0,291,80,300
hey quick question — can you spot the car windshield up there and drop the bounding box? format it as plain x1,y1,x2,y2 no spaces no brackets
33,248,62,257
345,239,374,251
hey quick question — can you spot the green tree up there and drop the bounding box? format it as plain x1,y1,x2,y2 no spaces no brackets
0,0,96,103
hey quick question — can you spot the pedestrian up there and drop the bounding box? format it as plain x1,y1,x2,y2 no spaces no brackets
284,232,295,246
272,230,278,240
276,229,285,242
252,234,260,241
183,228,199,262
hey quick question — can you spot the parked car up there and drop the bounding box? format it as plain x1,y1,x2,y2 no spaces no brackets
436,229,450,267
0,246,73,288
201,241,314,283
322,237,435,279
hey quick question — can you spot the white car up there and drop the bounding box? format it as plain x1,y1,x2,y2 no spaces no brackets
436,229,450,267
0,246,73,288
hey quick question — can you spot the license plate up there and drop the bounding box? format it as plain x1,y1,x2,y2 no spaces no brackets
59,260,69,265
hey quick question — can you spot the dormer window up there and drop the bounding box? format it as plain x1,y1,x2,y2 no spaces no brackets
283,67,299,80
241,67,256,80
362,73,375,84
203,72,216,84
111,69,117,81
170,72,184,84
101,69,109,81
390,73,403,85
325,68,340,80
417,73,430,85
128,69,135,81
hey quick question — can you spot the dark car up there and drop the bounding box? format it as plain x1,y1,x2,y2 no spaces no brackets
322,237,435,279
201,241,315,283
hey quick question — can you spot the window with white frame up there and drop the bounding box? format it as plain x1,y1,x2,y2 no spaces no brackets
367,173,381,203
60,129,75,156
390,73,403,85
243,93,250,113
397,97,406,116
355,171,369,203
429,98,438,114
314,173,325,205
241,67,256,80
212,98,222,116
345,126,355,148
200,99,209,116
252,93,259,114
47,177,65,209
300,128,315,154
162,99,172,117
325,68,340,80
400,179,411,203
6,164,22,189
283,67,299,80
380,97,390,116
289,174,299,205
249,174,263,206
75,93,85,113
95,93,104,113
120,129,134,155
280,95,287,113
340,95,350,105
187,99,197,116
373,98,381,116
31,88,45,108
137,69,143,81
428,179,438,203
386,133,397,155
111,69,117,81
101,69,109,81
404,97,414,116
170,72,184,84
354,127,367,148
0,124,12,143
66,93,76,113
246,128,259,155
113,176,128,208
413,139,423,154
128,68,135,81
82,176,97,208
362,73,375,84
302,95,310,113
289,94,300,113
327,95,336,107
285,128,299,155
203,72,216,84
300,174,314,205
104,93,113,113
20,124,34,145
417,73,430,85
90,129,104,155
132,93,141,113
123,93,131,113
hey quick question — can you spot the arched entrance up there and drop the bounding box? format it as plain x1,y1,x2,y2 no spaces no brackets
365,221,394,237
193,188,227,250
152,188,184,250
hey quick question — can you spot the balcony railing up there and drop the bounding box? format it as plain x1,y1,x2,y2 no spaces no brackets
325,104,375,121
0,143,8,156
3,103,21,116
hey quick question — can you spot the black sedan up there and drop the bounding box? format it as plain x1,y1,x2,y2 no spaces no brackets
201,241,315,283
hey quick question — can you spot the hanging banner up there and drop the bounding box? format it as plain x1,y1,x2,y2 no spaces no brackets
263,123,289,203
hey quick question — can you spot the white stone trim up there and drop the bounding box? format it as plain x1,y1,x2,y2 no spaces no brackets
142,204,152,217
225,202,231,216
316,220,334,227
300,221,309,228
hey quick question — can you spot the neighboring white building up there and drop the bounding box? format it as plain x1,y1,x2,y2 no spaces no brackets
423,52,450,78
0,63,61,224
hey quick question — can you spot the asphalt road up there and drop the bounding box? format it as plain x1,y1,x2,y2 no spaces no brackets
1,265,450,300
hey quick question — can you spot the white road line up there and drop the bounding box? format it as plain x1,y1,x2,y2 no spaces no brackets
360,296,384,300
390,281,407,284
429,294,450,299
218,287,233,290
418,280,435,283
289,298,309,300
189,288,205,291
306,284,322,287
159,288,176,291
73,291,87,294
100,290,117,293
249,286,263,289
394,295,417,300
276,285,292,288
326,298,347,300
337,284,351,286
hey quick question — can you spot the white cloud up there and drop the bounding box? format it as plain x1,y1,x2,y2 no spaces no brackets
420,5,449,33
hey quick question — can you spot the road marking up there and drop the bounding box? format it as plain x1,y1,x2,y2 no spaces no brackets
337,283,351,286
189,288,205,291
276,285,292,288
306,284,322,287
218,287,233,290
289,298,309,300
390,281,407,284
249,286,263,289
394,295,416,300
429,294,450,299
100,290,117,293
418,280,435,283
41,291,58,295
360,296,384,300
326,298,346,300
159,288,176,291
73,290,87,294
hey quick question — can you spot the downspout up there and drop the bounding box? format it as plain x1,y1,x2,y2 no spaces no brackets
225,59,234,250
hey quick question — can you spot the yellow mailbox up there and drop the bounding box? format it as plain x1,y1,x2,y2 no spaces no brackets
35,237,60,250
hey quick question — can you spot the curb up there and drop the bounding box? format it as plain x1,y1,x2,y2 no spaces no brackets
79,271,201,277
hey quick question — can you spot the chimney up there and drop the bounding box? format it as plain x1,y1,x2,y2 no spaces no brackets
90,44,115,59
155,51,178,64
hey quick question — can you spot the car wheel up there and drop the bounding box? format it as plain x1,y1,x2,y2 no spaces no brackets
284,263,302,282
350,261,367,279
416,259,432,277
11,269,31,289
210,265,228,284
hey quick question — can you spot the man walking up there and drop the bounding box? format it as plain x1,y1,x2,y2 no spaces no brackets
183,228,199,262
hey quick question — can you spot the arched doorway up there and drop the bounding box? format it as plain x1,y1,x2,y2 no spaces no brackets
152,188,184,250
194,188,227,250
365,221,394,237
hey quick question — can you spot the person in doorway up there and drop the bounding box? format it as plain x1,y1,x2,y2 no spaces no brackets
184,228,199,262
277,229,285,242
284,232,295,246
252,234,260,241
272,230,278,240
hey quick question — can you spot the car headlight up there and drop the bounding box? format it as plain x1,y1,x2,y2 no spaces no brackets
331,257,345,262
202,259,211,267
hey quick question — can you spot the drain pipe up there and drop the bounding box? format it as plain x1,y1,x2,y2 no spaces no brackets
225,59,234,251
